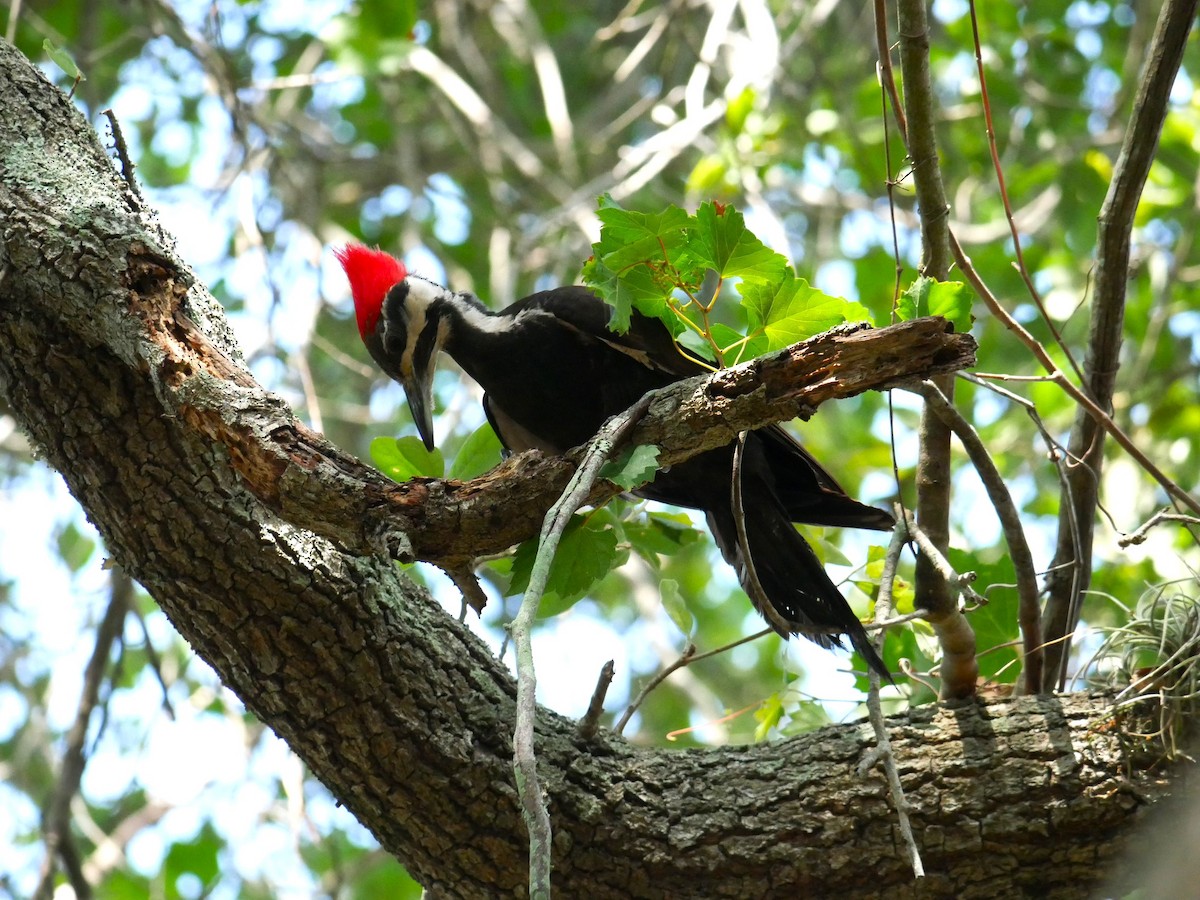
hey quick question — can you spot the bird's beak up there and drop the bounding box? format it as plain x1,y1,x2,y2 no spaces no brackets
401,367,437,452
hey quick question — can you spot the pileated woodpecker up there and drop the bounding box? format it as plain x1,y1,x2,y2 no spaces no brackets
335,244,895,678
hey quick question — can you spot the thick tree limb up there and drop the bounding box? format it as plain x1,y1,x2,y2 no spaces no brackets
0,40,1179,899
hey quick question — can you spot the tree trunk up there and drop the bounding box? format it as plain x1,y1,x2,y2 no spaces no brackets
0,40,1177,898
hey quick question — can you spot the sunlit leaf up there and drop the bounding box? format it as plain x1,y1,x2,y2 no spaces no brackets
371,436,445,481
447,423,504,480
754,692,784,742
741,275,869,349
897,276,974,333
55,521,95,573
660,578,694,637
43,39,85,81
690,201,786,284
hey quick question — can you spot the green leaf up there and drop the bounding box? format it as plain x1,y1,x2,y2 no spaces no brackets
592,195,693,272
599,444,660,489
370,436,445,481
43,39,86,81
447,423,503,480
55,521,95,573
741,275,870,349
685,155,728,196
623,512,704,564
897,276,974,333
691,201,786,284
163,822,221,898
725,87,756,133
660,578,694,637
585,194,694,330
754,692,785,742
584,254,675,332
779,699,833,736
507,510,623,616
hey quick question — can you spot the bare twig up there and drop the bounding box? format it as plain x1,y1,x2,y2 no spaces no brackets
501,0,579,182
898,507,980,699
949,239,1199,513
125,600,176,719
577,660,615,740
612,623,792,737
35,570,131,900
614,642,697,736
917,380,1043,694
1120,509,1200,549
966,1,1085,386
100,109,144,206
510,394,652,898
862,519,923,878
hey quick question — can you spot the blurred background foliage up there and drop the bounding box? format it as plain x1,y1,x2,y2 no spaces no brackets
2,0,1198,896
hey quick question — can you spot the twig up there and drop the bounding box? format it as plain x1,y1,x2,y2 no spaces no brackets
862,519,923,878
958,372,1088,685
871,8,916,546
614,643,696,736
35,570,131,900
917,380,1043,694
4,0,21,45
577,660,615,741
442,563,489,620
100,108,144,206
1120,509,1200,548
899,508,980,699
1021,0,1198,687
510,395,652,899
948,238,1200,520
126,601,175,719
866,607,931,631
613,627,776,736
966,0,1085,386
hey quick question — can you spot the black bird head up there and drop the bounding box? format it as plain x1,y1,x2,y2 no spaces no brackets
335,244,455,450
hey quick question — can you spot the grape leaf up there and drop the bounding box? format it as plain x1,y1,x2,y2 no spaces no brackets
447,422,504,480
592,197,692,272
897,276,974,333
507,510,623,616
599,444,661,489
691,200,786,284
623,512,704,566
741,275,870,349
586,195,695,330
660,578,694,637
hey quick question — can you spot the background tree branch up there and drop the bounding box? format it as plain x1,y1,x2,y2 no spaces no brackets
1041,0,1200,689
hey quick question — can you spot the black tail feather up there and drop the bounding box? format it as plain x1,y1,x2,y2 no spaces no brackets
706,482,891,682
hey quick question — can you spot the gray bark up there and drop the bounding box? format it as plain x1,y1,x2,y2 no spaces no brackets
0,40,1177,898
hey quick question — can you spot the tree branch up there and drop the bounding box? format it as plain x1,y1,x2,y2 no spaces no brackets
1042,0,1199,689
148,299,977,569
